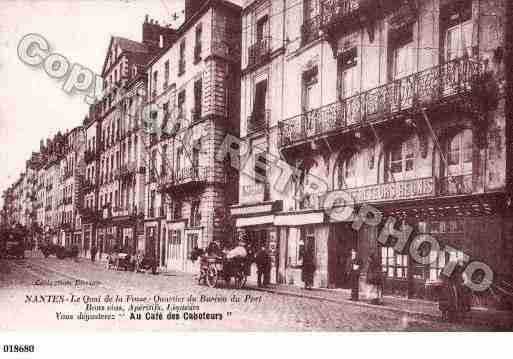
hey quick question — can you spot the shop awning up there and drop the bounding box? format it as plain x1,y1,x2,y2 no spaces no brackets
274,211,325,226
236,215,274,227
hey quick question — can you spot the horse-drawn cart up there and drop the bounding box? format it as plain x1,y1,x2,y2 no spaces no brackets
198,256,248,289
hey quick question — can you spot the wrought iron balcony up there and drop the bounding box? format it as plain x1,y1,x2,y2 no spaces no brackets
437,174,474,196
115,161,137,182
301,15,322,47
247,109,270,135
279,57,485,148
247,37,271,68
158,166,210,191
320,0,402,37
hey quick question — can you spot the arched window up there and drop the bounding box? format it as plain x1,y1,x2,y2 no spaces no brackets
446,129,472,176
387,136,417,181
337,152,358,189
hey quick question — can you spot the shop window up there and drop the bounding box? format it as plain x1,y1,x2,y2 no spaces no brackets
381,246,408,279
387,136,417,181
186,233,198,259
287,228,307,267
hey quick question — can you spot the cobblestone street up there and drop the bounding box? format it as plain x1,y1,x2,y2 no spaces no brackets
0,253,504,331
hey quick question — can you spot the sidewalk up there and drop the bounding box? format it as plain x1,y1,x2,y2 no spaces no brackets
246,281,513,329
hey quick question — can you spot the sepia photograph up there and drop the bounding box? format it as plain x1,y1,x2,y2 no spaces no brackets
1,0,513,343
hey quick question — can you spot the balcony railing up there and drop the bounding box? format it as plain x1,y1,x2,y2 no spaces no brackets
247,37,271,68
279,57,484,147
438,174,474,196
320,0,360,28
301,15,322,46
159,166,210,190
115,161,137,182
247,109,270,134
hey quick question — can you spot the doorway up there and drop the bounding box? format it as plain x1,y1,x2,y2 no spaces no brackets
329,223,357,288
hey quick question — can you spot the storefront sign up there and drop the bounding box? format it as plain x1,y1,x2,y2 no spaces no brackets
236,215,274,228
344,177,435,204
240,183,266,205
231,202,274,217
274,211,325,226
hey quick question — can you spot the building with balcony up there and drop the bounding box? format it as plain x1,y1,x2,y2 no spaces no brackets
145,0,241,273
232,0,512,306
93,16,176,261
230,0,287,285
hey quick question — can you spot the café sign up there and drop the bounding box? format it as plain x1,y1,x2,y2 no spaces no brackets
344,177,435,204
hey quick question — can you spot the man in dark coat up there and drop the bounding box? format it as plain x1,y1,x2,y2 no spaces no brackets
302,248,315,290
255,246,272,287
91,245,97,262
346,248,362,301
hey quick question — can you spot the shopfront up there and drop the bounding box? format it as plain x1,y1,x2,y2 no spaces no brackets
231,201,283,285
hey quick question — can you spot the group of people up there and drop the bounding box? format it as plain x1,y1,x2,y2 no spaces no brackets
302,248,384,303
205,239,272,288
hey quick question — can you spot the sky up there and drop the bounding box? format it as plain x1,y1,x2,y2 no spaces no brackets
0,0,244,205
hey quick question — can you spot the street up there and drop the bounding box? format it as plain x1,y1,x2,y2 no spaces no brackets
0,252,498,331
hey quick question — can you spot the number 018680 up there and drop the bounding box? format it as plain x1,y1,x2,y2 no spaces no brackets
3,344,35,353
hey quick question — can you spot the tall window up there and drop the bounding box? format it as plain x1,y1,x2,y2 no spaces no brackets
304,0,319,21
192,147,199,169
387,136,417,181
164,60,169,89
178,90,186,119
389,25,414,80
152,70,158,96
256,15,269,43
447,129,473,176
194,25,202,63
250,79,267,131
179,40,186,76
190,201,201,227
194,79,202,122
443,1,473,61
176,147,183,172
337,153,358,189
161,144,168,177
254,152,268,184
338,48,358,100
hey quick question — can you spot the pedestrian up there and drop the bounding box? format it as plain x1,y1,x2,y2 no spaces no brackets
346,248,362,301
255,246,271,287
302,247,315,290
91,245,97,263
366,253,384,304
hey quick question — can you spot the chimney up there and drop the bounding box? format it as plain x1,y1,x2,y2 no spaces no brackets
142,16,178,55
185,0,208,22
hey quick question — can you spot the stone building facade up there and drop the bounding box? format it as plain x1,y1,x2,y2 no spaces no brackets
145,0,241,273
232,0,512,307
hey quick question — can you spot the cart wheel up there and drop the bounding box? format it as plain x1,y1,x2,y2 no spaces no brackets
206,267,218,288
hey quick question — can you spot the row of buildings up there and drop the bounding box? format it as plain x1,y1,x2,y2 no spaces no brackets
2,0,513,306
